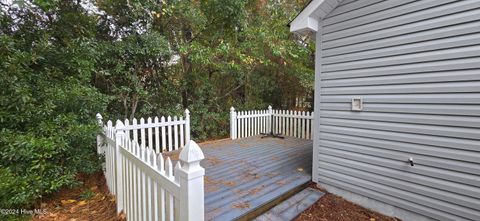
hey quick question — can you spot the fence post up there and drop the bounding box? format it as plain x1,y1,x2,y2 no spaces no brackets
177,140,205,221
268,105,273,133
96,113,104,154
115,120,125,214
230,107,236,140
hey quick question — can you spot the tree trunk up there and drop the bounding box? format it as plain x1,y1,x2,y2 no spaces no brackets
181,54,191,109
129,94,138,120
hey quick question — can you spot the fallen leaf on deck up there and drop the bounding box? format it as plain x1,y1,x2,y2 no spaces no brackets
276,180,287,185
232,202,250,209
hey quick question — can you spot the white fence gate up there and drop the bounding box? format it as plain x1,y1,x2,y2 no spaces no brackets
96,110,205,221
230,106,313,140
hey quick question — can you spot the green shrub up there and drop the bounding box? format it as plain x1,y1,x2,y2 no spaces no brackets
0,6,108,207
79,189,95,201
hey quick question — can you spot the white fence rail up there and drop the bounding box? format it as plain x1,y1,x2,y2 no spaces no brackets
97,112,205,221
230,106,313,140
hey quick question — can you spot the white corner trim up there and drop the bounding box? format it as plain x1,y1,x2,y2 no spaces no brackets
311,20,323,183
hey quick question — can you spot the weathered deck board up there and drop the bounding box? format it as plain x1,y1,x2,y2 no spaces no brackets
200,136,312,221
253,187,324,221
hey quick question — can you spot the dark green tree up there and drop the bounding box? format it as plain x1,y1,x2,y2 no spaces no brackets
0,1,108,207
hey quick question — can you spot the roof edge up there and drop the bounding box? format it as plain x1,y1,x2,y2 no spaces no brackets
289,0,343,35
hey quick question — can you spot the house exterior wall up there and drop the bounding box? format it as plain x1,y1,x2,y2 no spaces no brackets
313,1,480,220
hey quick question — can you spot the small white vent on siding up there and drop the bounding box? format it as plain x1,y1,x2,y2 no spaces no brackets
351,98,364,111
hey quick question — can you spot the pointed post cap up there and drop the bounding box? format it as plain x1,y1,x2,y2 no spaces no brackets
230,106,235,112
268,105,272,110
115,119,124,128
115,120,125,132
179,140,204,171
185,108,190,115
179,140,204,163
96,113,103,124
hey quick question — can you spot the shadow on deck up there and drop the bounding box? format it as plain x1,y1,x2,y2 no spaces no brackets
167,136,313,221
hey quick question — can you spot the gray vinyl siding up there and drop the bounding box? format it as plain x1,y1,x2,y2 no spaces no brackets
315,0,480,220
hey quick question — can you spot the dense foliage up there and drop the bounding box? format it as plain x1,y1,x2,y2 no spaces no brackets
0,0,313,208
0,1,109,208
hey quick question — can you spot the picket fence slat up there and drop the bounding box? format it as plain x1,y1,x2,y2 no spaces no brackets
243,113,246,138
180,116,185,148
252,111,255,136
167,116,172,152
247,111,250,137
286,111,290,136
161,117,166,152
230,106,313,140
242,112,245,138
133,118,138,144
148,117,153,152
125,119,130,140
127,142,133,221
308,112,311,139
165,158,174,221
244,112,248,137
141,148,147,221
277,111,280,135
134,143,140,221
150,151,158,221
292,111,295,136
155,117,160,153
158,153,166,221
174,116,179,150
140,118,146,149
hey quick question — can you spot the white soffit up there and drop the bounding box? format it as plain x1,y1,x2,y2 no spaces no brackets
290,0,343,35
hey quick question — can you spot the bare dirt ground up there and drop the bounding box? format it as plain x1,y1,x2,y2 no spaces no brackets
295,184,401,221
31,173,400,221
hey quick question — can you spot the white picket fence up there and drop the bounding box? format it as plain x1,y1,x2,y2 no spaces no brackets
96,112,205,221
122,109,190,153
230,106,313,140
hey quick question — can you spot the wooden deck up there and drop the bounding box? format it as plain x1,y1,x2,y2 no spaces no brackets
168,136,313,221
